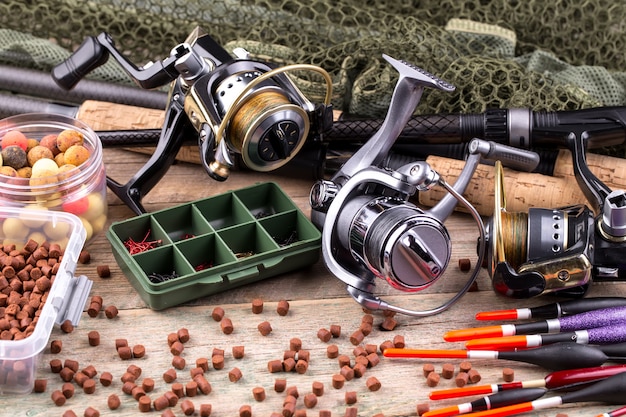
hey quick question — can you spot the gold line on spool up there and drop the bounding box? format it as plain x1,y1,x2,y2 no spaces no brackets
229,90,290,152
499,211,528,270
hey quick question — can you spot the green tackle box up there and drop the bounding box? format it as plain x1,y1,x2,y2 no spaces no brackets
106,182,321,309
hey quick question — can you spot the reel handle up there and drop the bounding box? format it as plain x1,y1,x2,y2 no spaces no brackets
52,35,110,90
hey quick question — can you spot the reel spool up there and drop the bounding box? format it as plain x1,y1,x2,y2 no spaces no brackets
487,161,594,298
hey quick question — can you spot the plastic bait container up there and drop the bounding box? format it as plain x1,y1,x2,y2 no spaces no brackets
0,113,108,243
107,182,321,310
0,207,90,395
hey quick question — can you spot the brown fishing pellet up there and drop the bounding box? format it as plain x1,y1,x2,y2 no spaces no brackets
456,371,469,387
380,316,398,331
297,349,310,362
459,361,472,373
442,363,455,379
51,389,66,406
172,355,186,370
118,346,133,360
132,344,146,358
87,330,100,346
502,367,515,382
338,354,351,368
228,367,243,382
194,375,212,395
177,327,190,343
138,395,152,412
468,368,482,383
283,357,296,372
317,327,332,343
252,386,266,401
360,321,373,336
285,385,299,399
458,258,471,272
468,280,479,292
142,377,155,392
84,407,100,417
181,399,195,416
325,344,339,359
115,338,128,350
105,305,119,319
345,407,358,417
120,371,137,384
276,299,290,316
393,334,405,348
274,378,287,393
366,376,381,391
300,392,315,408
422,363,435,378
153,395,170,411
196,357,209,372
220,317,234,334
63,359,79,372
83,378,96,394
239,404,252,417
211,306,225,321
212,354,225,370
330,324,341,338
268,359,283,373
232,345,245,359
289,337,302,351
284,350,296,360
200,404,212,417
417,402,430,416
295,359,308,374
170,340,184,356
162,368,177,383
100,371,113,386
251,298,264,314
171,382,185,398
127,364,142,379
349,329,365,345
107,393,121,410
61,382,75,399
96,264,111,278
186,380,198,397
50,339,62,354
332,373,345,389
319,411,331,417
74,371,89,387
33,378,47,393
353,362,367,378
60,319,74,333
82,365,97,378
257,320,272,336
78,250,91,264
122,381,137,395
59,367,75,382
379,340,394,353
341,365,356,380
162,410,176,417
426,371,440,387
345,390,357,405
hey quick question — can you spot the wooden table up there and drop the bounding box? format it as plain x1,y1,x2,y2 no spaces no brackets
3,147,625,417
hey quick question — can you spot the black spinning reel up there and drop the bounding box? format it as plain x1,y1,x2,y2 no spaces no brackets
52,27,333,214
485,124,626,299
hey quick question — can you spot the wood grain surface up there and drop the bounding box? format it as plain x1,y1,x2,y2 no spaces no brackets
2,148,625,417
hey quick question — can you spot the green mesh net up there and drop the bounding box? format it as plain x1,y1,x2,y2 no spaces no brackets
1,0,625,118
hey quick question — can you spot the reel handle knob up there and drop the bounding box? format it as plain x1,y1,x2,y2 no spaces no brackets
52,35,109,90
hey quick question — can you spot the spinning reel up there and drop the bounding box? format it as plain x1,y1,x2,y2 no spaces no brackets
310,55,540,316
486,125,626,298
52,27,333,214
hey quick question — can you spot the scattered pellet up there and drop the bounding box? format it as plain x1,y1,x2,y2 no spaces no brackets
194,375,212,395
228,367,243,382
426,371,440,387
220,317,234,334
33,378,47,393
50,339,62,354
468,368,482,383
181,399,195,416
115,338,128,350
172,355,186,370
127,364,142,379
289,337,302,351
442,363,455,379
88,330,100,346
303,392,317,408
82,365,97,378
458,258,471,272
327,344,339,359
138,395,152,412
60,367,75,382
456,371,469,387
100,371,113,386
393,334,405,348
82,378,96,394
502,367,515,382
171,382,185,398
353,362,367,378
417,402,430,416
162,368,177,383
96,265,111,278
121,372,136,384
360,321,373,336
252,386,266,401
162,409,176,417
317,327,332,342
268,359,283,373
133,344,146,358
345,407,358,417
196,357,209,372
118,346,133,360
468,280,480,292
74,371,89,387
276,299,290,316
365,344,378,355
60,319,74,333
62,411,77,417
51,389,66,406
295,359,308,374
297,349,310,362
153,395,170,411
84,407,100,417
107,393,121,410
240,404,252,417
61,382,75,399
200,404,212,417
349,329,365,345
211,306,225,321
190,367,204,378
283,357,296,372
257,320,272,336
345,391,357,405
320,410,331,417
212,354,225,370
78,250,91,264
380,316,398,331
170,340,184,356
332,373,346,389
274,378,287,393
105,305,119,319
379,340,394,353
177,327,190,343
353,346,367,358
366,376,382,391
459,361,472,373
366,352,380,368
251,298,264,314
186,380,198,397
122,381,137,395
330,324,341,338
338,355,351,368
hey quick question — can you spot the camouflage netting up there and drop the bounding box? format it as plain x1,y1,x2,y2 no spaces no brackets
1,0,626,118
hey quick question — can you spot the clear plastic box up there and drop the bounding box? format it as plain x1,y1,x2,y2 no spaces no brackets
0,207,90,394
